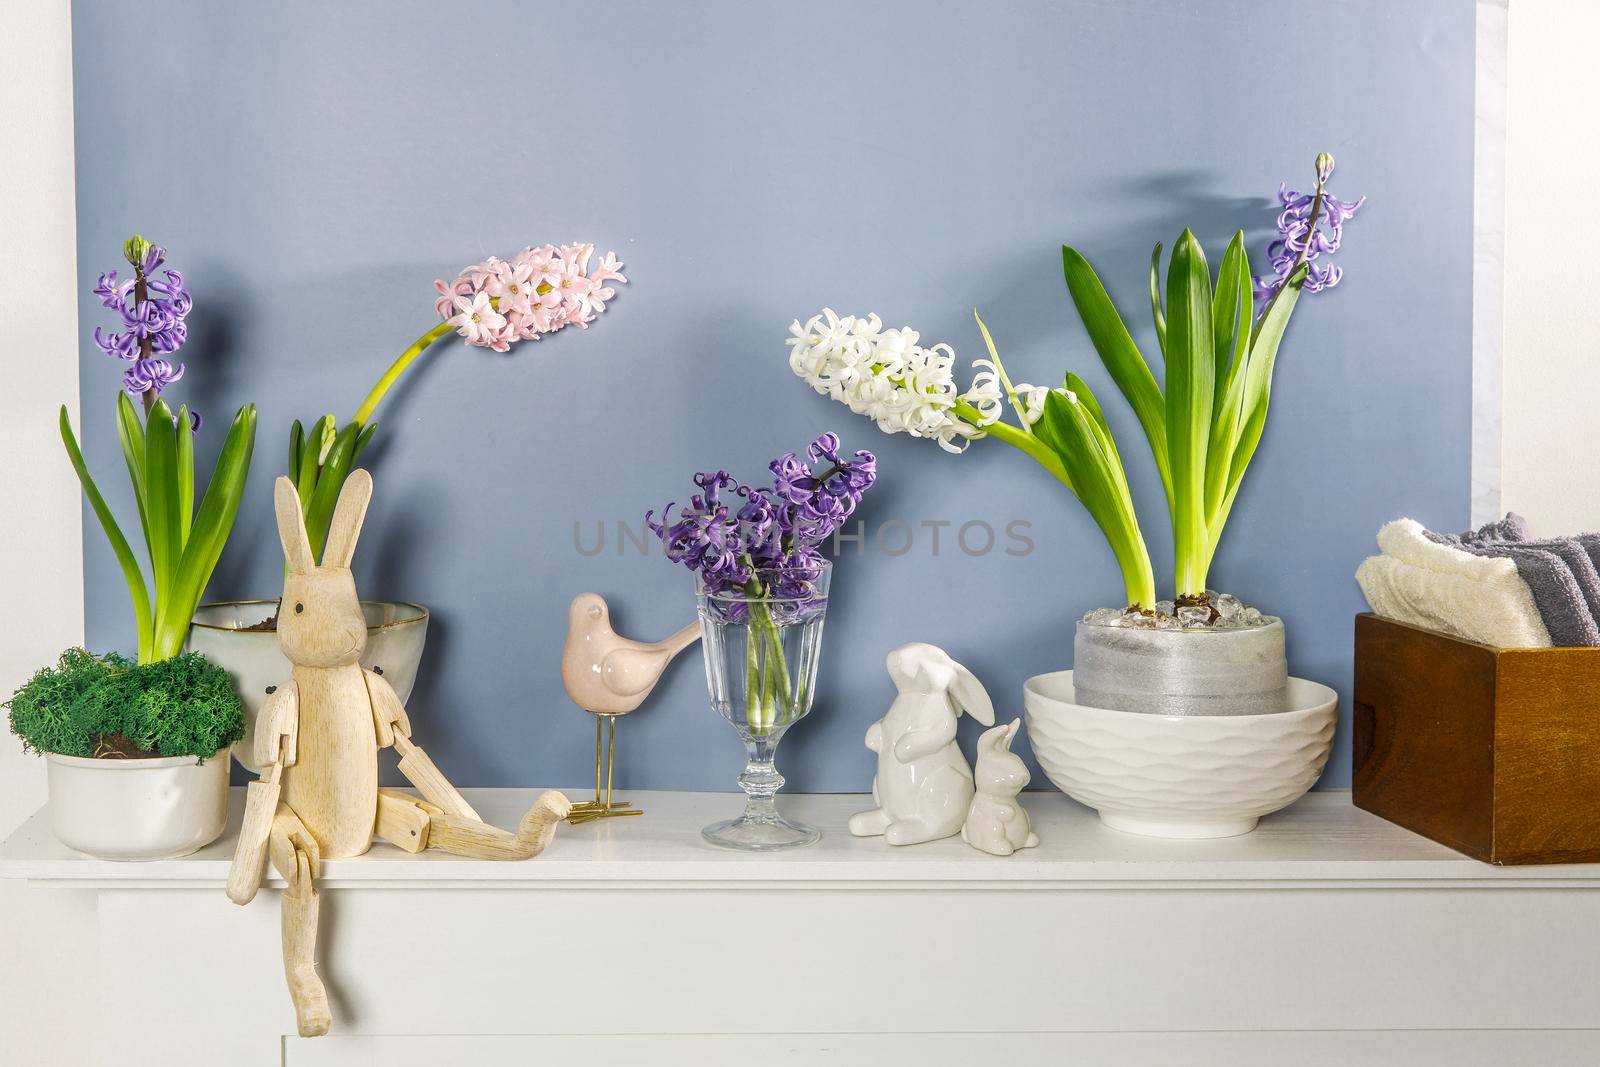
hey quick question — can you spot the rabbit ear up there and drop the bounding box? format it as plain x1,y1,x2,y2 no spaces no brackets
951,661,995,726
1002,717,1022,748
274,476,314,574
322,468,373,569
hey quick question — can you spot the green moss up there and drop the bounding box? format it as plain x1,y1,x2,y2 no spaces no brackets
6,648,244,760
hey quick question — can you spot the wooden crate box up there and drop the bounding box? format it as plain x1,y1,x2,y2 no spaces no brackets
1353,613,1600,865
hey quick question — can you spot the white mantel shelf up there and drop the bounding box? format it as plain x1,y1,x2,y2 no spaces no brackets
11,789,1600,1065
3,787,1596,891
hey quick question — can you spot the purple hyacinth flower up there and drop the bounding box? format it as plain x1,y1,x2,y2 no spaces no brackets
1254,154,1365,315
122,357,185,397
93,239,194,401
93,271,131,310
768,451,817,504
93,325,139,360
806,431,842,465
146,269,183,295
647,433,878,605
736,489,776,535
130,299,170,338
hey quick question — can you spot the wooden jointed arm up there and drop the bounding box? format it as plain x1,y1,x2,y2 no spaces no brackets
226,758,282,905
364,668,481,822
227,683,298,906
363,668,410,748
392,733,482,822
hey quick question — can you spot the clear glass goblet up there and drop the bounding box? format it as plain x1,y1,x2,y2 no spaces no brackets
695,563,830,851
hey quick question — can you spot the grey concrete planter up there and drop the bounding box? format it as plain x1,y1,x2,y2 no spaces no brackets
1073,617,1290,716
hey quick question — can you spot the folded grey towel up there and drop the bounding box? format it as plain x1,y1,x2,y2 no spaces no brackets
1426,513,1600,647
1579,533,1600,578
1461,514,1600,627
1456,512,1532,544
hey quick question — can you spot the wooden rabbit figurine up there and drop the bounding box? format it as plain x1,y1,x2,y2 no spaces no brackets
226,470,571,1038
963,718,1040,856
849,643,994,845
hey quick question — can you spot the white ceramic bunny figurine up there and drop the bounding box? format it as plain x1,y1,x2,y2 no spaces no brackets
963,718,1040,856
849,643,995,845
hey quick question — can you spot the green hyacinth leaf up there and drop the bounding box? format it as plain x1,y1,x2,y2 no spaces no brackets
1211,231,1251,410
115,392,150,551
1034,387,1155,609
176,404,194,550
1148,242,1167,360
1164,229,1215,596
287,419,305,485
1061,244,1172,509
302,420,362,563
1204,231,1253,524
1063,371,1133,502
144,397,181,611
352,420,377,464
61,404,154,662
1204,265,1306,573
154,404,256,660
296,413,331,509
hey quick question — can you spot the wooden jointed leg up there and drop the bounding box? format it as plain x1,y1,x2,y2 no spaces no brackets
269,806,330,1039
383,722,571,856
376,788,431,853
375,788,572,860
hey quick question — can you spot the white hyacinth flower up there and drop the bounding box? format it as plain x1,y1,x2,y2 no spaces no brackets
1009,383,1053,426
786,309,1001,454
963,360,1008,425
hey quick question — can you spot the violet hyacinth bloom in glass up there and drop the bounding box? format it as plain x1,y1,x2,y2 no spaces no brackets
647,432,877,850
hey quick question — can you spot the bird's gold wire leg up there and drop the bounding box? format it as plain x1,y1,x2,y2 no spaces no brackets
567,713,643,823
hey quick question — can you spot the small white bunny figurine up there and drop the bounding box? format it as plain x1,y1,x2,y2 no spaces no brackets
849,643,995,845
963,718,1040,856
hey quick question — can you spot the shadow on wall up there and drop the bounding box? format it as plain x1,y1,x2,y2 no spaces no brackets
962,170,1277,367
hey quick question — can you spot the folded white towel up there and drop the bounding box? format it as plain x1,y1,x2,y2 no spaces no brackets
1356,518,1551,648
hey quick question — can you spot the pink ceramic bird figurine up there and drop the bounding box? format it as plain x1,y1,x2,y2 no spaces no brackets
561,592,699,821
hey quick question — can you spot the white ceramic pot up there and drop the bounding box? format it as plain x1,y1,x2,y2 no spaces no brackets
46,752,230,860
1023,670,1337,839
186,599,428,772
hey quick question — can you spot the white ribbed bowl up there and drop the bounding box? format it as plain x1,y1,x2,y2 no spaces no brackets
1023,670,1337,839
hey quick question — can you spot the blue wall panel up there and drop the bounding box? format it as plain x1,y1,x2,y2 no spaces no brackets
72,0,1476,790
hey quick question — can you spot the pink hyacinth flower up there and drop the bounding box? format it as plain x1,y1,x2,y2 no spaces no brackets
449,291,509,349
433,243,626,348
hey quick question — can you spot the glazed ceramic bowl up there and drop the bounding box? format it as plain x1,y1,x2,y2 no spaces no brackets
1023,670,1337,839
186,600,428,772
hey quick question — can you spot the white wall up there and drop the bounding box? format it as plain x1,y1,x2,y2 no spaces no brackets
1500,0,1600,534
0,1,94,1060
